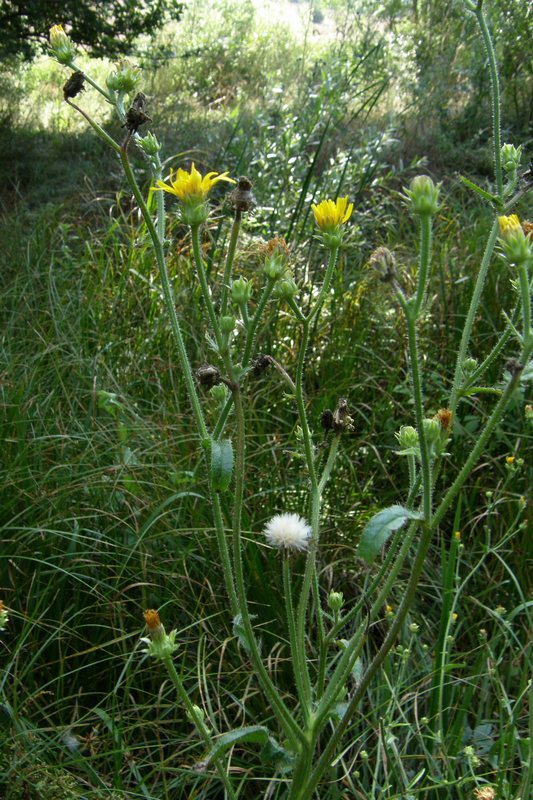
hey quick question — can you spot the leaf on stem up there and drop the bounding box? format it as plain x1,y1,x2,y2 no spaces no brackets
210,438,233,491
358,505,423,564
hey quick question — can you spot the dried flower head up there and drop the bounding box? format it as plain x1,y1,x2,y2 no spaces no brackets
473,787,496,800
229,176,255,214
123,92,152,133
263,513,311,552
141,609,178,659
435,408,453,432
63,71,85,101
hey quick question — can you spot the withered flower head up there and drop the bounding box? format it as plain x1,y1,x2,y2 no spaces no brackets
143,609,161,630
123,92,151,133
473,788,495,800
252,354,272,377
263,237,290,260
229,176,255,214
63,71,85,101
321,399,353,433
369,246,397,282
435,408,453,432
195,364,221,389
320,409,334,431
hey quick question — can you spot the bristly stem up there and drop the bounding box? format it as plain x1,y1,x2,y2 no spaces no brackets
191,224,224,351
220,211,242,316
474,5,503,198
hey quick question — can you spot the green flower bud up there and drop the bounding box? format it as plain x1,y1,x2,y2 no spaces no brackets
404,175,441,216
137,132,161,156
396,425,419,450
462,357,478,377
220,315,236,335
501,143,522,175
275,277,299,300
264,252,287,280
106,62,141,95
49,24,76,65
327,591,344,613
141,610,178,660
231,276,252,305
498,217,533,267
210,384,228,403
422,417,441,446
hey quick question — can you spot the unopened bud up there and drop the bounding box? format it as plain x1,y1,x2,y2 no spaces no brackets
404,175,440,216
220,315,236,335
49,24,76,64
137,132,161,156
396,425,419,450
231,276,253,305
501,143,522,175
327,591,344,613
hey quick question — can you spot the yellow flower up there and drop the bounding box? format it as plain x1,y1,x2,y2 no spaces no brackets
498,214,521,239
506,455,515,465
49,24,76,64
154,163,235,202
312,196,353,232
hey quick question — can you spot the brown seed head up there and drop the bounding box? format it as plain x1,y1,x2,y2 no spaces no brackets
229,176,255,213
195,365,221,389
522,220,533,238
262,237,290,259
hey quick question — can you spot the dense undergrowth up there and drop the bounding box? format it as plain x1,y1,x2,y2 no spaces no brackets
0,1,531,798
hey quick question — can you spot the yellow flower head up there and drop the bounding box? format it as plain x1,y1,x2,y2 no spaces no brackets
154,163,235,203
498,214,521,239
312,196,353,232
49,25,75,63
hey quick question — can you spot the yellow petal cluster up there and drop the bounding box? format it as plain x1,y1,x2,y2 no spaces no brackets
311,196,353,231
498,214,521,239
154,163,235,202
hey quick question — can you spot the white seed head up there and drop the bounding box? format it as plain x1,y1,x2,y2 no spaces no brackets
263,513,311,552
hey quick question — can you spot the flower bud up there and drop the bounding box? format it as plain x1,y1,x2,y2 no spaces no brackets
106,61,141,95
262,238,289,281
501,143,522,175
404,175,440,216
137,132,161,156
210,384,228,403
49,24,76,64
422,417,441,447
462,357,478,377
275,277,299,301
220,315,236,335
498,215,533,267
231,276,252,305
327,591,344,613
396,425,419,450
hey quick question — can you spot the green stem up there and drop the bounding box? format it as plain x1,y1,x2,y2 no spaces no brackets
461,303,520,392
190,224,223,351
318,435,340,494
283,557,311,722
414,214,432,316
306,246,339,323
433,364,528,531
449,219,500,413
403,303,432,522
66,99,120,153
69,60,114,102
517,263,531,342
230,384,305,748
212,492,239,617
301,520,434,797
119,145,209,443
474,7,503,198
220,212,242,316
212,280,276,441
162,655,236,800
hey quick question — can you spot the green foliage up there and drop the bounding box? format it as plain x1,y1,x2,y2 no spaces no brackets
0,0,184,61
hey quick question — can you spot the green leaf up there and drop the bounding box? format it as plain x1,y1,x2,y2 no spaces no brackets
210,438,233,491
207,726,270,762
233,613,258,654
358,505,423,564
459,176,502,208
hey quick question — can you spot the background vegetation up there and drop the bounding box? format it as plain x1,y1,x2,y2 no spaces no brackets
0,0,531,798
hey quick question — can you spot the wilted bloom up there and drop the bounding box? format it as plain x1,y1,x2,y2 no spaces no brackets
262,237,290,280
404,175,440,216
49,24,76,64
141,609,178,659
0,601,8,631
498,214,533,267
263,513,311,552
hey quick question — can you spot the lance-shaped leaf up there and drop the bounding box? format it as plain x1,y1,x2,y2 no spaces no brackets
358,505,423,564
207,726,293,772
210,438,233,491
